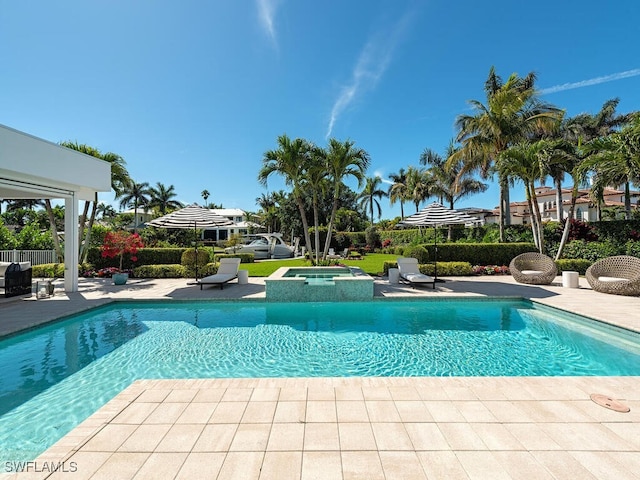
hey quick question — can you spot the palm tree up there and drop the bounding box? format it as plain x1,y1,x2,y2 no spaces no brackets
357,176,387,224
581,114,640,219
96,203,117,220
498,141,550,252
59,142,131,262
149,182,183,215
201,189,210,206
321,138,370,259
405,166,433,212
420,148,447,204
258,134,314,256
453,67,562,241
388,168,408,220
117,181,152,233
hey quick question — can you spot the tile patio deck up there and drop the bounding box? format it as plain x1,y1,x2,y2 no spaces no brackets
1,275,639,479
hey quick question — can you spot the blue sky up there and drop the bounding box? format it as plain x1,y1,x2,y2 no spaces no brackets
1,0,639,219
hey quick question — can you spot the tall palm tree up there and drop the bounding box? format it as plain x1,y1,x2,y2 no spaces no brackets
357,176,387,224
201,189,210,206
117,181,152,233
258,134,314,256
96,203,117,220
581,114,640,219
498,141,550,252
388,168,408,220
321,138,370,259
453,67,562,241
306,148,330,263
419,148,447,204
421,143,488,239
149,182,183,215
405,166,433,212
59,142,131,262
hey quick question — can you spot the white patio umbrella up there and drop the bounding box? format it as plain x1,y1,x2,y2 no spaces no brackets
399,202,479,282
147,204,235,281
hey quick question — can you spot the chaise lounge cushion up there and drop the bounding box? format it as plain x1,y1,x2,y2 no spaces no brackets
397,257,436,289
197,258,241,290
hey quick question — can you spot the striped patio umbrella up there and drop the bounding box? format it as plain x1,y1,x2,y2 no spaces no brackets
147,204,235,281
399,202,479,281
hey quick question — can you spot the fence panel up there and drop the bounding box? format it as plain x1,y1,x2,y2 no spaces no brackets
0,250,56,265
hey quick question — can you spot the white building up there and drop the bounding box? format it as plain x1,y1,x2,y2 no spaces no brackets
203,208,263,243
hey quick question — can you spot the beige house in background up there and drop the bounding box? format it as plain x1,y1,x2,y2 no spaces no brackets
482,185,640,225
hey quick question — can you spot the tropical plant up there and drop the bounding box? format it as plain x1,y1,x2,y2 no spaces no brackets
259,134,314,257
357,176,387,224
580,113,640,220
320,138,370,259
201,189,210,205
388,168,408,220
149,182,183,215
117,181,152,233
422,142,488,239
404,166,433,212
453,67,562,241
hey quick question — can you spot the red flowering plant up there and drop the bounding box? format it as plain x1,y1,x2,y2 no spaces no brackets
100,231,144,274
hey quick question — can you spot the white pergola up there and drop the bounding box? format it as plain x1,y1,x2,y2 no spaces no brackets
0,124,111,292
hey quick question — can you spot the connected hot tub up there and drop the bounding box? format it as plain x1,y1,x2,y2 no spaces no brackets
265,266,374,301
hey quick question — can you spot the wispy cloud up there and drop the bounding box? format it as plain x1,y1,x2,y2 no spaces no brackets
256,0,281,46
325,10,414,139
540,69,640,95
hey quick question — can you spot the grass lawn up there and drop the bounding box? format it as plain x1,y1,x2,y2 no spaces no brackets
241,253,398,277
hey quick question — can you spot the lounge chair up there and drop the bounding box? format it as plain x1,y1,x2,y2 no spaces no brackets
586,255,640,296
197,258,241,290
509,252,557,285
327,248,342,260
397,257,435,289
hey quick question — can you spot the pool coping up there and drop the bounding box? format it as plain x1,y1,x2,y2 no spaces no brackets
2,275,639,478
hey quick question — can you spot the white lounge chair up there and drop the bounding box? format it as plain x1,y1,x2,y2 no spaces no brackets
197,258,241,290
327,248,342,260
397,257,435,289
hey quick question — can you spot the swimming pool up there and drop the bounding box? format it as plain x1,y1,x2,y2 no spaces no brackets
1,298,639,461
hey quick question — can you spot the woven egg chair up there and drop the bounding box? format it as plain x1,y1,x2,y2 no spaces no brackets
586,255,640,296
509,252,557,285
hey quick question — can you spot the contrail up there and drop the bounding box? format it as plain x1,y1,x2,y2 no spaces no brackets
540,69,640,94
326,10,413,139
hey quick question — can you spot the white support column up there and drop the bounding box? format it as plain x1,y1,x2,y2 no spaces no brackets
64,195,79,292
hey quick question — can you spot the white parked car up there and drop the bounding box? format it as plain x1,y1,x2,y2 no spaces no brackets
224,234,295,259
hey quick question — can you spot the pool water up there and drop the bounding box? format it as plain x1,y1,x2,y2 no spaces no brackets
1,298,639,461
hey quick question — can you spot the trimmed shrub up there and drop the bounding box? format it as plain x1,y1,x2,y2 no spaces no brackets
181,248,211,267
382,260,473,276
32,263,94,278
133,264,186,278
554,259,592,275
214,253,254,263
86,247,187,269
422,243,536,265
403,245,429,264
365,226,381,249
625,240,640,258
561,240,622,262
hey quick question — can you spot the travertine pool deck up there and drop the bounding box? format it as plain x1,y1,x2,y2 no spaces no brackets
1,275,639,479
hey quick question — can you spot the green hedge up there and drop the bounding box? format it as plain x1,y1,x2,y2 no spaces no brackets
554,259,592,275
213,253,254,263
382,260,473,276
420,243,537,265
133,264,186,278
86,247,188,269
